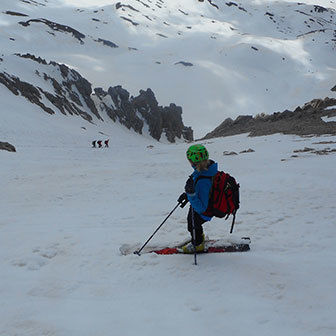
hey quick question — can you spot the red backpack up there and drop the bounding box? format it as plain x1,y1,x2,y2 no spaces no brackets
196,172,240,232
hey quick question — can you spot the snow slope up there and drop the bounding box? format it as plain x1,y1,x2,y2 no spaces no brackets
1,0,336,136
1,1,336,335
1,110,336,335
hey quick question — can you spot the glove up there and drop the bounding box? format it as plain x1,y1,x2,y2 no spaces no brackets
178,192,188,204
177,192,189,208
184,177,195,194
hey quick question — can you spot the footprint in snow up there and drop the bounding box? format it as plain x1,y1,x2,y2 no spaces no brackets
12,244,60,270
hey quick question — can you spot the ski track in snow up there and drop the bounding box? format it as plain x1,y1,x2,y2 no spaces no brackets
1,128,336,335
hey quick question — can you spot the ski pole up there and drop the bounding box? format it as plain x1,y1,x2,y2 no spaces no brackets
191,208,197,265
230,211,237,234
134,199,187,256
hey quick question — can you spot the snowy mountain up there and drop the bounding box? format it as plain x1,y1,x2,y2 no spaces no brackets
203,96,336,139
1,0,336,139
0,53,193,143
1,1,336,335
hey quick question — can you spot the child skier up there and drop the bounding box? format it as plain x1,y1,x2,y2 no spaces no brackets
178,144,218,253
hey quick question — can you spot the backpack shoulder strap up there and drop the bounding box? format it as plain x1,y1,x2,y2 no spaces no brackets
195,175,212,185
195,173,218,200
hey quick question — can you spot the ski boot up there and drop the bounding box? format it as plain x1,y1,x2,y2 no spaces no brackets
181,234,205,254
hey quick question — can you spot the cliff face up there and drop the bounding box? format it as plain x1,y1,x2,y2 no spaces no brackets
94,86,193,142
203,96,336,139
0,54,193,143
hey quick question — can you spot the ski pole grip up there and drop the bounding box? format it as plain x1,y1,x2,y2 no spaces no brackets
180,198,189,208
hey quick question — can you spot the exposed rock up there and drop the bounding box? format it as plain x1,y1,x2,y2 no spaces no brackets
0,54,102,121
175,61,194,66
226,2,238,7
313,141,336,144
178,9,188,15
0,72,55,115
314,5,328,13
135,0,150,9
331,85,336,92
120,17,139,26
313,148,336,155
96,38,118,48
1,54,192,143
208,1,219,9
240,148,255,153
116,3,140,12
0,142,16,152
293,147,315,153
291,146,336,156
19,0,46,6
19,19,85,43
15,53,47,65
4,11,29,17
95,87,193,142
223,151,238,156
203,97,336,139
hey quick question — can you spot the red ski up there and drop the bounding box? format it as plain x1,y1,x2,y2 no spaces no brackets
120,237,250,256
152,239,250,255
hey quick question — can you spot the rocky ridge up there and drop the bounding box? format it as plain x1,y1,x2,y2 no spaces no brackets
94,86,193,142
0,54,193,142
203,96,336,139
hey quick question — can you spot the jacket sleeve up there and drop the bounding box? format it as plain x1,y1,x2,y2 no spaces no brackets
187,178,212,214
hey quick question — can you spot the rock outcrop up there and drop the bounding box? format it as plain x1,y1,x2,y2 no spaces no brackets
0,54,193,143
95,87,193,142
19,19,86,43
0,53,101,122
0,142,16,152
202,97,336,139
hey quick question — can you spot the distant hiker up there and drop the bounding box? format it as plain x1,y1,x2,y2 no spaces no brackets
178,144,218,253
92,140,96,148
104,139,109,148
97,140,102,148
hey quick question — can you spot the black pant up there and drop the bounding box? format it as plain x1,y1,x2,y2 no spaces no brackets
187,207,207,245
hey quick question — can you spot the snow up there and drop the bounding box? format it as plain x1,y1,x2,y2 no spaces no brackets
1,1,336,335
1,97,336,335
322,115,336,122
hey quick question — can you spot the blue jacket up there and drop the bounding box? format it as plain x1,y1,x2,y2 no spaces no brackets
187,161,218,221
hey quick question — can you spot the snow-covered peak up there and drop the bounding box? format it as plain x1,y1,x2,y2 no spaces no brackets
0,0,336,137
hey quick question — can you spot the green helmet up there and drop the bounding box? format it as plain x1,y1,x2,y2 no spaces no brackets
186,144,209,163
